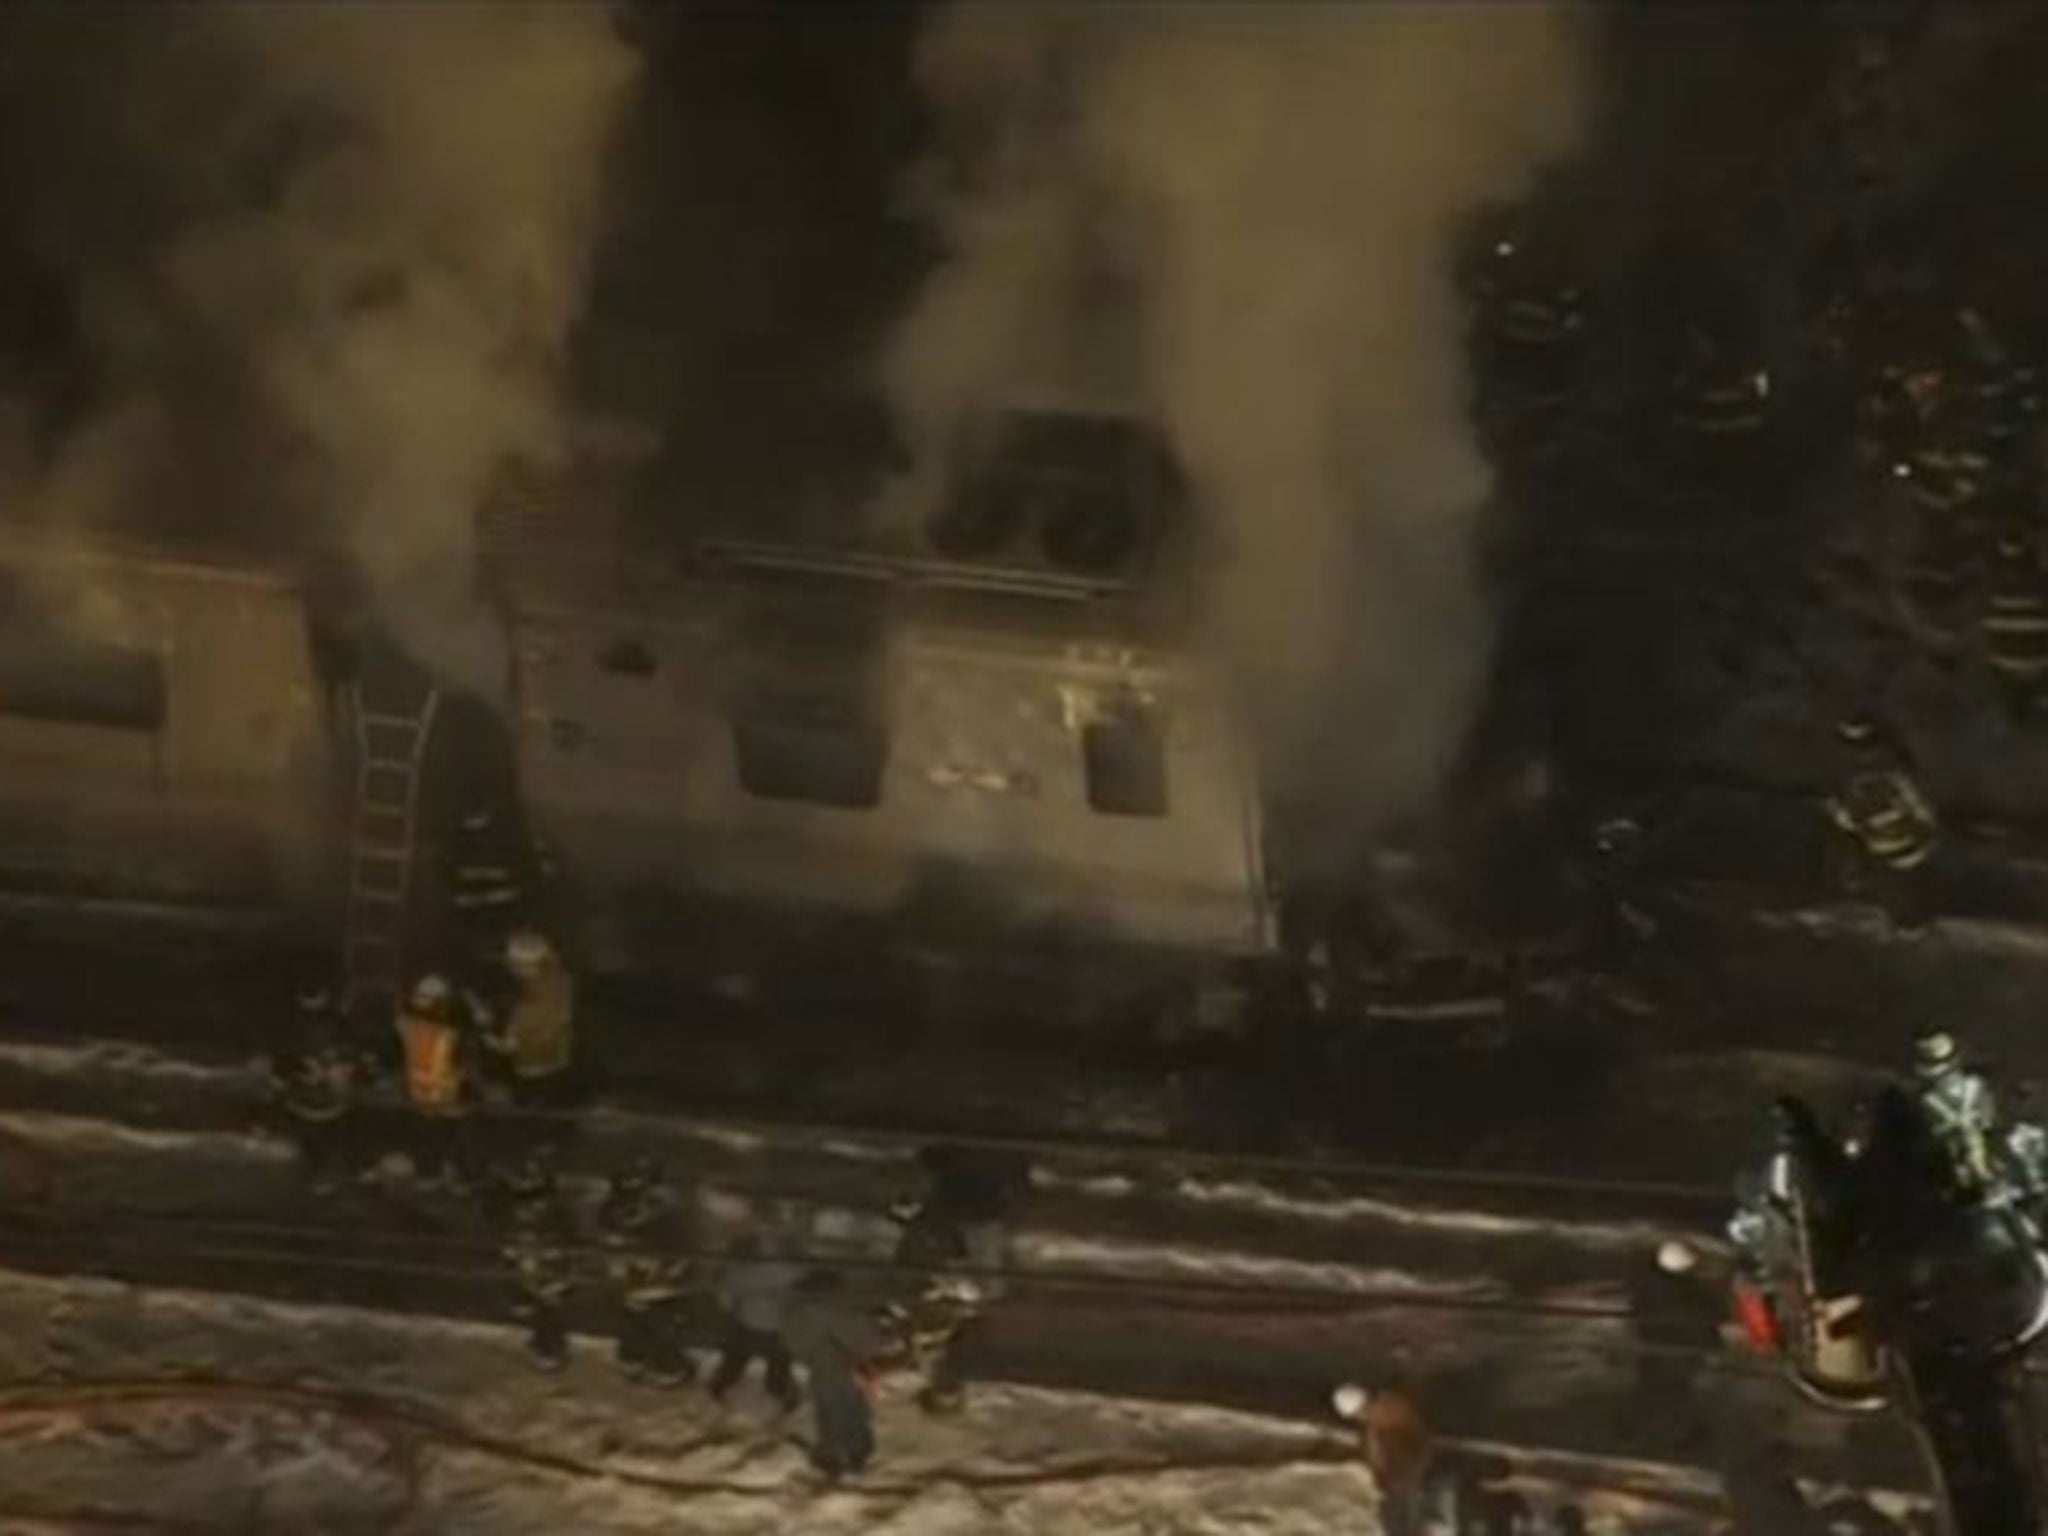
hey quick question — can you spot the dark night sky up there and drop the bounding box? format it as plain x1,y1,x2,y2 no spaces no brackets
0,3,2039,540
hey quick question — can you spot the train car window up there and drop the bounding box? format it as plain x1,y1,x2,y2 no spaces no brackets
0,626,165,732
599,637,658,677
1083,705,1168,817
733,689,886,809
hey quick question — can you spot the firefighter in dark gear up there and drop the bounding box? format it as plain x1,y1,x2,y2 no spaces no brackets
1980,532,2048,723
500,1152,576,1372
1891,356,1993,520
1625,1240,1723,1449
1825,717,1938,934
394,973,478,1187
598,1158,695,1387
890,1144,1027,1278
484,928,576,1107
1671,331,1771,440
1465,230,1586,464
1914,1031,2000,1199
881,1273,988,1416
1958,308,2042,455
268,985,360,1195
448,802,525,962
1580,816,1657,997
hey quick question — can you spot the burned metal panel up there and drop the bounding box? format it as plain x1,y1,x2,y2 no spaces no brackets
0,546,331,904
511,578,1271,956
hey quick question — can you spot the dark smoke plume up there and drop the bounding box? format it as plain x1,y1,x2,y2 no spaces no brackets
881,4,1588,847
0,3,637,692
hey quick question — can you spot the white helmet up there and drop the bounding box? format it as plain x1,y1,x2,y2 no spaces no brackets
410,974,452,1011
1656,1240,1700,1276
1331,1382,1369,1421
506,929,553,973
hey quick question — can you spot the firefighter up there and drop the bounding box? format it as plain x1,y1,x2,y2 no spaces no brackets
1625,1240,1722,1447
448,802,525,963
1670,331,1771,442
890,1144,1026,1280
597,1158,695,1387
1958,307,2042,457
882,1272,987,1416
1885,361,1993,646
484,928,577,1110
1581,815,1657,1004
1913,1030,1999,1198
394,972,478,1188
1980,530,2048,723
1824,716,1938,934
268,984,359,1195
500,1149,576,1371
1465,229,1587,463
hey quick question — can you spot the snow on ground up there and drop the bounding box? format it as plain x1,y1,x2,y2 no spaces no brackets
0,1267,1380,1534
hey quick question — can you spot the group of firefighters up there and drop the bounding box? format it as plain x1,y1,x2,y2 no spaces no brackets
1462,185,2048,944
1816,297,2048,933
268,794,1019,1480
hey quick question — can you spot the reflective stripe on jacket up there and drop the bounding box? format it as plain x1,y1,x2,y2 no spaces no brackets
397,1010,468,1116
1828,770,1937,869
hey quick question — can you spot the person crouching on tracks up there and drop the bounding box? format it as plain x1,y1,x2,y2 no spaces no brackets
598,1158,696,1387
485,928,578,1113
394,972,480,1190
268,982,361,1195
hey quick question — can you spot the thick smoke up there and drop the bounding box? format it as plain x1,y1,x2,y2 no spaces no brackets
883,5,1587,847
0,3,636,692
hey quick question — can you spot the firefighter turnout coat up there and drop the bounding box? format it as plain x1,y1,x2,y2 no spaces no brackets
490,958,576,1082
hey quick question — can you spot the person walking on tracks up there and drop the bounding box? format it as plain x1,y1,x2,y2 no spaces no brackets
709,1237,803,1413
782,1269,890,1480
598,1158,695,1387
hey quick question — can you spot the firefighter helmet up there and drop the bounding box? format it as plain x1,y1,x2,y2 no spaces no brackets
1656,1240,1700,1276
409,974,453,1013
504,1148,557,1203
1331,1382,1369,1421
506,928,554,975
611,1155,662,1195
1915,1029,1960,1077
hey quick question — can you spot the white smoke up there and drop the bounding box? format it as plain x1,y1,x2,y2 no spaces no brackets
882,4,1587,845
0,2,637,693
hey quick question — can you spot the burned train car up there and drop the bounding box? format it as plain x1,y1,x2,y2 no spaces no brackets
486,410,1273,1020
0,527,331,908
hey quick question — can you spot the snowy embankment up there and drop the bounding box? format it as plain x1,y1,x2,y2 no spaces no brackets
0,1266,1380,1534
0,1264,1757,1535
